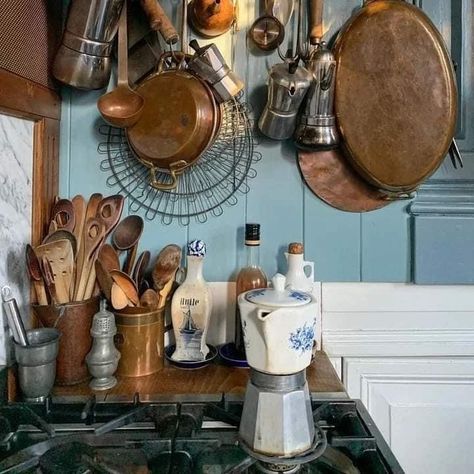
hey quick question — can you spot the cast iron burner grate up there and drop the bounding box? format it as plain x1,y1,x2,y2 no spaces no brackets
0,395,404,474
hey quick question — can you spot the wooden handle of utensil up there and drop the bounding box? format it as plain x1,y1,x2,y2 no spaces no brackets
140,0,179,44
309,0,324,45
33,281,48,306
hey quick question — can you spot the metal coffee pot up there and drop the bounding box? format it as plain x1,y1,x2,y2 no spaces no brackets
258,62,312,140
188,40,244,103
295,42,339,148
53,0,125,90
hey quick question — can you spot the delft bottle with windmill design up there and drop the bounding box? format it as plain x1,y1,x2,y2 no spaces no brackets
171,240,212,362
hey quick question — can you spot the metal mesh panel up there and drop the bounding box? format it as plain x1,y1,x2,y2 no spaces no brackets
0,0,61,89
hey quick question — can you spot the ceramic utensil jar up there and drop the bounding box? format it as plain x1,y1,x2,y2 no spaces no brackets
258,62,312,140
171,240,212,362
238,273,317,374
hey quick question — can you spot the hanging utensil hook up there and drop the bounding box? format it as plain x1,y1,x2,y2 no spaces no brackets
277,0,310,63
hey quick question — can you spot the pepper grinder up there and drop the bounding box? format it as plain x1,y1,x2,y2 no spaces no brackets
86,300,121,390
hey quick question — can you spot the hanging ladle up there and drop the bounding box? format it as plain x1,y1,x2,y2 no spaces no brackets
97,1,144,128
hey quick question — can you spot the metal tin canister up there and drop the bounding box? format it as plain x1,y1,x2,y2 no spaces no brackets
114,308,165,377
32,297,99,385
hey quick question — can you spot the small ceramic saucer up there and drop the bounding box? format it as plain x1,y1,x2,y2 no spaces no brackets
165,344,217,369
218,343,249,368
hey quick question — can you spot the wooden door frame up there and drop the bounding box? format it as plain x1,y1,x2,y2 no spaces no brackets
0,68,60,246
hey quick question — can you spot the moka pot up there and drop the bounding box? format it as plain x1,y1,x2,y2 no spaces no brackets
295,42,340,148
258,62,312,140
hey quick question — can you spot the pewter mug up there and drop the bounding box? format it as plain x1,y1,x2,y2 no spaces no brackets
295,42,339,148
14,329,60,402
258,62,312,140
53,0,125,89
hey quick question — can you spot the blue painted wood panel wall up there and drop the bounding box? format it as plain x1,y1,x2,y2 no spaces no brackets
58,0,473,283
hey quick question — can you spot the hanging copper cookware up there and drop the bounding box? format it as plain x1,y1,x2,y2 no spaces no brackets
126,53,220,190
297,0,390,212
188,0,235,38
334,0,457,194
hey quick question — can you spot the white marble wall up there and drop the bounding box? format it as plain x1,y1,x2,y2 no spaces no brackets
0,115,33,365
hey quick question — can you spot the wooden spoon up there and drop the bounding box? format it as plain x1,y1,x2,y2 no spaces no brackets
97,2,144,128
98,244,121,272
40,256,57,305
110,270,139,306
50,198,75,233
95,260,114,301
96,194,125,237
132,250,150,288
72,195,86,257
26,244,48,305
152,244,181,293
112,215,144,275
140,288,159,309
111,282,130,310
157,278,175,309
74,217,106,301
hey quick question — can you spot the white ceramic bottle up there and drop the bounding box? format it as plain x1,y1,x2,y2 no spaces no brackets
171,240,212,362
284,242,314,293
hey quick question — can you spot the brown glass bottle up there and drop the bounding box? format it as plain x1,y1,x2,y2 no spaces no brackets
235,223,267,358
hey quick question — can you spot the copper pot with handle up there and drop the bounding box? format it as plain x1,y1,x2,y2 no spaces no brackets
126,53,221,190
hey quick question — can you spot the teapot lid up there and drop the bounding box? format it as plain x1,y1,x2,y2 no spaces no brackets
245,273,312,307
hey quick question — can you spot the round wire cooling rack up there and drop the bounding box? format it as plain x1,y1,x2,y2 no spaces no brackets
98,98,261,225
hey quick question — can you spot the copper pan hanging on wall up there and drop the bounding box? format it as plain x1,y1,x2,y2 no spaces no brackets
126,53,221,191
296,0,390,212
333,0,457,194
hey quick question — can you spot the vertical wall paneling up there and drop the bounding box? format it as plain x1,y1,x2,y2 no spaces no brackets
58,0,474,283
361,200,412,282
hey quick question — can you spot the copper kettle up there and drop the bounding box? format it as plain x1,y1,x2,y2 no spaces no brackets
188,0,235,38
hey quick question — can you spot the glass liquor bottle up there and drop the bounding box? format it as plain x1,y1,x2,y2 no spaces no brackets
235,223,267,359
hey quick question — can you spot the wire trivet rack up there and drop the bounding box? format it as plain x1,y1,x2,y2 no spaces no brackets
98,99,261,225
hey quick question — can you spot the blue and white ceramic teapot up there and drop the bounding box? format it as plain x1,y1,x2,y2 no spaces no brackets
237,274,317,374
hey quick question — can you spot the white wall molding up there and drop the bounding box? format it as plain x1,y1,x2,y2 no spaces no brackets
321,283,474,357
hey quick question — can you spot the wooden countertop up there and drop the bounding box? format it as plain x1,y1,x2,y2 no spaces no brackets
52,351,345,401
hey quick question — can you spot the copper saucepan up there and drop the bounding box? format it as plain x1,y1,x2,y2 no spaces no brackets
126,53,221,190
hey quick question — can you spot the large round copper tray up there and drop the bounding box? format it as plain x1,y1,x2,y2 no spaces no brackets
298,148,389,212
126,69,219,174
334,0,457,193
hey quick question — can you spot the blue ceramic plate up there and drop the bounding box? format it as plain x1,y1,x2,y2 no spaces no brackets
218,343,249,368
165,344,217,369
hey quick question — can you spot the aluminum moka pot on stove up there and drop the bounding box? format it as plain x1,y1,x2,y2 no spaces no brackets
295,42,339,148
53,0,125,90
258,62,312,140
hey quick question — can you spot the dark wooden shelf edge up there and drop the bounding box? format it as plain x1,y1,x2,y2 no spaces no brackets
50,351,345,402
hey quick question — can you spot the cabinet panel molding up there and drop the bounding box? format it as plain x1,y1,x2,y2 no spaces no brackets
344,357,474,474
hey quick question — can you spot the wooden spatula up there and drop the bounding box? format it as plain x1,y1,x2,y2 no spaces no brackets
35,239,74,304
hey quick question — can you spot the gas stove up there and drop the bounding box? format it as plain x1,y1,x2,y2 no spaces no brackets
0,394,404,473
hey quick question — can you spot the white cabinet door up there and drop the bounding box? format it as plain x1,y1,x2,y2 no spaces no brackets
344,357,474,474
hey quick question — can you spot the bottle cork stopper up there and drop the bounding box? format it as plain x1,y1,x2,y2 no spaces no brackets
288,242,303,254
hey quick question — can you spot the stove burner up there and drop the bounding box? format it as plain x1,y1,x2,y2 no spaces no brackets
39,442,94,474
0,396,404,474
239,421,328,468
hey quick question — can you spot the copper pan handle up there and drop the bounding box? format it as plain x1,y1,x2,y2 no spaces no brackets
140,0,179,44
309,0,324,45
149,163,187,191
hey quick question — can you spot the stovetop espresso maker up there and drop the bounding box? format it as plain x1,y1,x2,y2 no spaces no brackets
238,274,326,467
